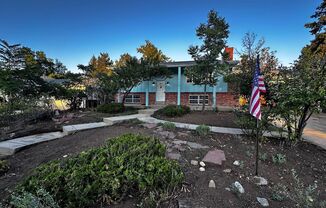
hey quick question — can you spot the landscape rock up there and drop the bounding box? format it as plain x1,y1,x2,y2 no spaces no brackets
199,167,205,172
158,131,176,139
202,149,226,165
177,132,189,137
223,169,232,173
257,197,269,207
142,123,157,129
225,187,231,191
191,160,198,166
233,181,245,194
172,139,187,145
208,180,216,188
167,152,181,160
173,144,186,152
233,160,240,166
187,141,209,149
199,161,206,167
254,176,268,186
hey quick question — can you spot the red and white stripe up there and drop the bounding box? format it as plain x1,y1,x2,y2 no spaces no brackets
249,85,261,120
258,75,266,93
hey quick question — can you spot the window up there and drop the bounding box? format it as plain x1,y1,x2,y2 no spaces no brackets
125,94,141,103
186,77,194,83
189,95,208,105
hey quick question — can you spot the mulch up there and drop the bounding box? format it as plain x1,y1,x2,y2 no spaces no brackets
154,111,239,128
0,123,325,207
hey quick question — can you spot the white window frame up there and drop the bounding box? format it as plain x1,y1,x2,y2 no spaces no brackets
186,77,194,83
189,95,209,105
125,94,141,103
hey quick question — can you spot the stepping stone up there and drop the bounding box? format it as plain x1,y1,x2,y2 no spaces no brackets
142,123,157,129
158,131,176,139
202,149,226,165
167,152,181,160
187,142,209,149
173,139,187,145
177,132,189,137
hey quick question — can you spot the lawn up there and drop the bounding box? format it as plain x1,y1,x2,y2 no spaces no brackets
1,121,325,207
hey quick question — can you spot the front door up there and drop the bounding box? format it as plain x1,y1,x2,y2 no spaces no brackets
156,81,165,102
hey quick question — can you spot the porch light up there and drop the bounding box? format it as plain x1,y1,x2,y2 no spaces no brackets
166,81,170,86
152,82,155,86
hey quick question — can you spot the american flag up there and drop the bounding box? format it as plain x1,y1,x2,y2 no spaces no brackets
249,57,265,120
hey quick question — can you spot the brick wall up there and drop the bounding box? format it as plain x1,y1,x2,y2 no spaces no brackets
116,92,237,107
149,93,156,105
165,93,177,105
216,92,237,106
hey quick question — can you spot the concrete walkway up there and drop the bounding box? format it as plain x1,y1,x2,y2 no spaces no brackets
303,113,326,149
0,132,65,155
1,110,325,156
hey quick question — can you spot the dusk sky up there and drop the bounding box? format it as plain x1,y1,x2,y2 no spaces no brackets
0,0,320,71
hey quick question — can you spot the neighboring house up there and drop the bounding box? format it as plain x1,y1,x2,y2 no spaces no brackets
117,53,238,110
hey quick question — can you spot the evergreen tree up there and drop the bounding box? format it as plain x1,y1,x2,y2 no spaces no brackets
185,10,230,111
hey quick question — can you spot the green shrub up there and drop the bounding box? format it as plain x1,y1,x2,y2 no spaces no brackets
196,125,210,136
96,103,125,114
10,188,59,208
97,103,125,114
0,160,9,175
272,153,286,164
259,152,268,161
17,134,184,207
271,170,326,207
162,122,176,131
156,105,190,117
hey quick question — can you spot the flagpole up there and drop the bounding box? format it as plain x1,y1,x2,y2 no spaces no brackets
255,118,259,176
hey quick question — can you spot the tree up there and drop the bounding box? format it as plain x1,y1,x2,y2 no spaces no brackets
185,10,230,111
268,3,326,143
137,40,170,65
224,32,279,97
115,53,132,67
79,53,113,78
0,40,60,104
115,57,143,104
304,0,325,55
77,53,115,104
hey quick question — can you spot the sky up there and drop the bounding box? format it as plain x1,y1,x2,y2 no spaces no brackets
0,0,321,71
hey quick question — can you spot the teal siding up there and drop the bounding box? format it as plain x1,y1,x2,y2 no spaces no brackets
130,68,228,93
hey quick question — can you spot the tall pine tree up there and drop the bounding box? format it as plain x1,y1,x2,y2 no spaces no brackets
185,10,230,111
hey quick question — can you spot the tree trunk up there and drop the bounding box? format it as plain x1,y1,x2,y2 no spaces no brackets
202,84,207,111
295,105,311,141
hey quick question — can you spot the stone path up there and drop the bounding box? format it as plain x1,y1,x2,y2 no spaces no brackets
1,110,325,156
63,122,110,134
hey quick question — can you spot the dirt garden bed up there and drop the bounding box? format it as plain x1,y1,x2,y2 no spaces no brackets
0,122,325,207
0,109,138,141
154,111,239,128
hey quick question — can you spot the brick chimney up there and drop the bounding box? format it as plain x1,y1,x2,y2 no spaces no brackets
225,47,234,61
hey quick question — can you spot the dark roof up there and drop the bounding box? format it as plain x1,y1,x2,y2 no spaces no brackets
161,60,239,68
161,61,196,67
